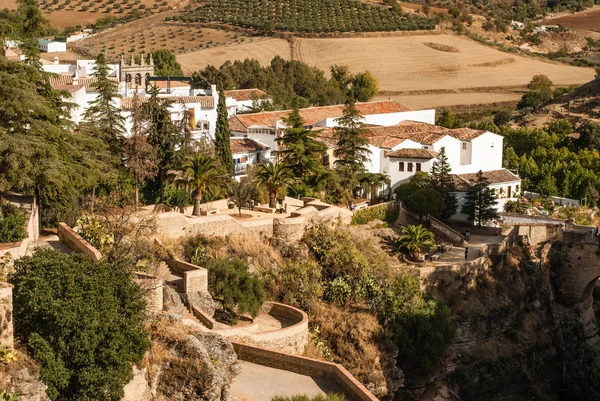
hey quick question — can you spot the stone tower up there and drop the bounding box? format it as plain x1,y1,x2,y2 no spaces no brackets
119,53,154,86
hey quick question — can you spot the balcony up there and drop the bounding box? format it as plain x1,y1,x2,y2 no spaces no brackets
233,163,249,176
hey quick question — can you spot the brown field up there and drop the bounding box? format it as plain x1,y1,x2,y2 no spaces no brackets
0,0,183,30
543,7,600,33
75,15,257,60
375,92,524,110
177,38,292,74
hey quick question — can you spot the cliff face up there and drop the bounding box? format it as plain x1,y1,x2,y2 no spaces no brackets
123,319,240,401
412,245,561,401
0,349,50,401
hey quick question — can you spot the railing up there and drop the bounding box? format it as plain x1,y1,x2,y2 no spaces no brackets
233,163,248,176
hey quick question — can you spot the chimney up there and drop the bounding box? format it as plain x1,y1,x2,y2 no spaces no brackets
148,52,154,66
53,56,59,65
140,53,145,66
73,67,79,85
130,54,135,66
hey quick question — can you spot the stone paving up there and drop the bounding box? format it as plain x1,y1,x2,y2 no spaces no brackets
428,234,504,265
231,361,343,401
26,235,73,255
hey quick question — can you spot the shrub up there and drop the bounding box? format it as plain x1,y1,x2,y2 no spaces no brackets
407,188,444,219
278,261,322,310
11,249,150,401
0,204,27,243
351,202,399,225
205,258,265,321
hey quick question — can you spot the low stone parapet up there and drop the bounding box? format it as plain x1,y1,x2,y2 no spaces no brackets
232,342,379,401
0,283,13,347
57,222,102,261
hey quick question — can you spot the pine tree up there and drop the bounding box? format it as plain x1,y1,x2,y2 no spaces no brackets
430,147,458,219
461,170,499,226
333,98,371,193
143,86,181,203
83,53,125,152
276,101,327,182
215,89,233,175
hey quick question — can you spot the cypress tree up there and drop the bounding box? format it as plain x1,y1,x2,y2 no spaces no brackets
215,89,233,175
333,98,371,192
461,170,499,226
83,53,125,152
430,147,458,219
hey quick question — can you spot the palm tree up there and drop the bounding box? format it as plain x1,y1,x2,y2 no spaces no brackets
253,163,295,208
395,224,435,262
181,151,226,216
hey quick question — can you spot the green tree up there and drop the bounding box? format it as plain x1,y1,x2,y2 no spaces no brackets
430,147,458,219
350,71,379,102
148,49,183,76
205,258,265,322
461,170,499,226
408,188,444,220
11,249,150,401
395,224,435,261
83,53,125,151
276,102,327,181
180,151,227,216
215,90,233,175
436,109,464,128
518,74,554,109
254,163,294,208
143,86,181,203
333,98,371,194
394,171,431,204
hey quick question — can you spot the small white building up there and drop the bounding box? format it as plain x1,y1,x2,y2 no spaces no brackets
224,89,271,113
386,148,439,185
452,169,522,221
37,39,67,53
230,138,271,181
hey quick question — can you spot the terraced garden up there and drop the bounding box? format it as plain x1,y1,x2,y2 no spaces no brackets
176,0,436,32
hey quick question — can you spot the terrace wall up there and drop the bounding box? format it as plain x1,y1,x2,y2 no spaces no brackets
0,283,13,347
57,222,102,261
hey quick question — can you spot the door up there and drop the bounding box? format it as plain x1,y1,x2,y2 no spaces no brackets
507,186,512,198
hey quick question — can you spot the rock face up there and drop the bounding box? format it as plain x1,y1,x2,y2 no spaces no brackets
162,285,184,316
123,320,240,401
186,290,216,317
0,355,50,401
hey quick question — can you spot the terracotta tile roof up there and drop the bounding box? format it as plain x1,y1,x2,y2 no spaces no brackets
452,169,521,192
224,89,268,101
230,138,269,154
365,125,448,145
48,75,118,91
446,128,487,140
120,95,215,109
52,84,86,93
230,100,410,132
386,148,438,159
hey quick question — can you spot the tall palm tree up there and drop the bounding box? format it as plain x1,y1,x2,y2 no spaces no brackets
395,224,435,262
253,163,295,208
181,151,226,216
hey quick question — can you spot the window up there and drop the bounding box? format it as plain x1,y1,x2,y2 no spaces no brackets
416,163,421,172
515,184,520,194
462,142,467,150
407,163,413,172
399,162,404,172
490,141,495,148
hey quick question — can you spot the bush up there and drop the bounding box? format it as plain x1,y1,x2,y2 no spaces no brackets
351,202,399,225
11,249,150,401
407,188,443,219
161,186,192,211
205,258,265,321
278,261,322,310
0,204,27,243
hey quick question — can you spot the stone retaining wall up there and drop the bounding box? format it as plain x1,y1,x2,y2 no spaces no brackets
133,272,163,312
0,198,39,261
0,283,13,347
232,342,379,401
164,257,209,294
57,222,102,261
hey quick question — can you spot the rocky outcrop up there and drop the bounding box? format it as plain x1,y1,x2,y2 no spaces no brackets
0,353,50,401
123,319,240,401
162,285,184,316
185,291,216,317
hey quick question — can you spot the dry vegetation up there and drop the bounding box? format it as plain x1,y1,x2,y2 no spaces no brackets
543,7,600,36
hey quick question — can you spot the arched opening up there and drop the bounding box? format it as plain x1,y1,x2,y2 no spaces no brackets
135,73,142,85
125,73,131,83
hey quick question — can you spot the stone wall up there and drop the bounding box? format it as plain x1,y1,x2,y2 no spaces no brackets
232,342,379,401
429,215,465,245
0,283,13,347
518,224,561,247
154,212,275,239
57,223,102,261
0,197,39,261
273,216,307,242
165,257,209,294
133,272,163,312
217,302,309,355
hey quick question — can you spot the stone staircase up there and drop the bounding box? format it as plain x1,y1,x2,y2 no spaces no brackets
26,235,73,256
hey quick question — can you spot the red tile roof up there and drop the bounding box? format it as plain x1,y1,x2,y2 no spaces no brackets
49,75,118,91
446,128,487,140
452,169,521,191
230,138,270,154
120,95,214,109
52,84,86,93
386,148,438,159
224,89,268,101
230,100,411,132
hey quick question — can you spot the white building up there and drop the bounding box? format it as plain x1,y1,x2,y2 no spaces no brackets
37,39,67,53
224,89,271,113
230,138,271,181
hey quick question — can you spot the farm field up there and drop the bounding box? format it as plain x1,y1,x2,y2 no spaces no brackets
0,0,182,30
543,7,600,36
177,38,292,74
178,34,595,93
375,92,524,110
74,15,259,60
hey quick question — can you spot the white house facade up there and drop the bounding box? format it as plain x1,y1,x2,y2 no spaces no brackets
37,39,67,53
230,138,271,182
